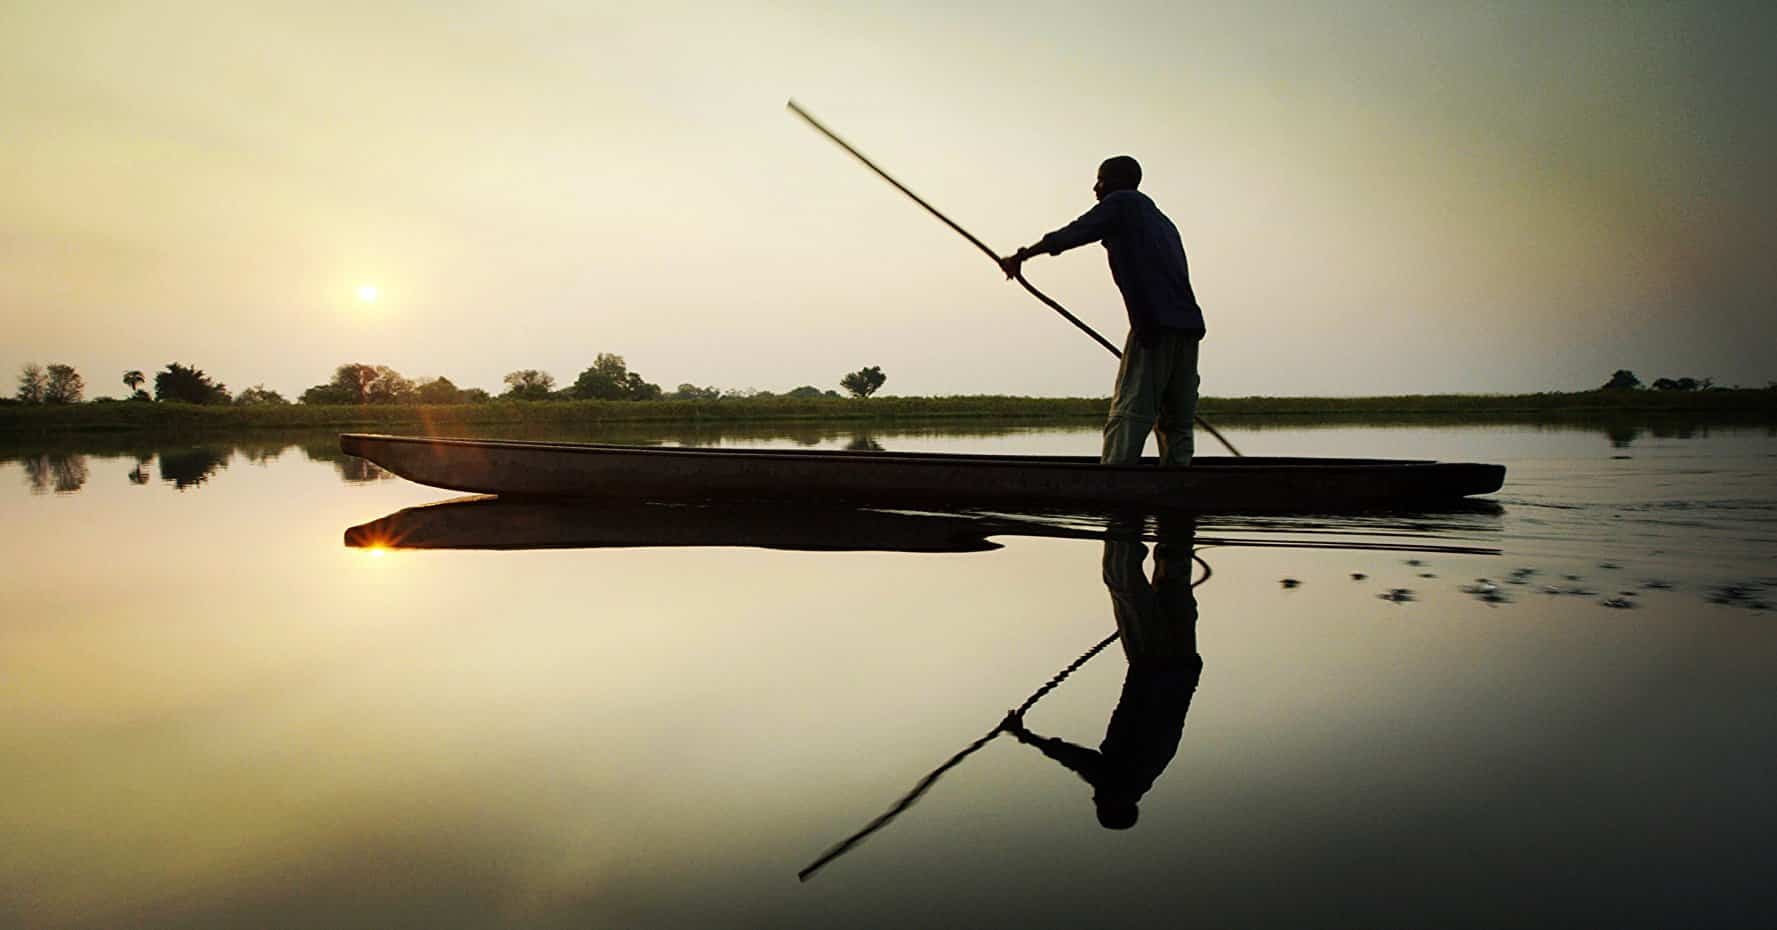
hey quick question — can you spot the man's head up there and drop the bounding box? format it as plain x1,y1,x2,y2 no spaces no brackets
1093,155,1142,201
1095,796,1140,830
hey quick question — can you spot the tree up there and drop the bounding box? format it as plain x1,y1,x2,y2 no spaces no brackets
570,354,629,400
300,382,354,405
299,363,410,404
786,385,836,399
332,363,379,404
154,363,229,404
1599,369,1641,391
365,366,413,404
569,353,661,401
840,365,887,398
123,370,145,395
668,383,721,401
234,384,288,405
43,364,83,403
16,363,46,403
415,376,463,404
625,374,663,401
503,369,556,399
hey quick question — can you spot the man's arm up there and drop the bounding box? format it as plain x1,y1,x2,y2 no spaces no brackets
999,197,1124,279
1002,712,1105,784
999,243,1044,279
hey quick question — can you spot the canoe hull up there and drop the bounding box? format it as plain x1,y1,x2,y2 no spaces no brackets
340,434,1506,513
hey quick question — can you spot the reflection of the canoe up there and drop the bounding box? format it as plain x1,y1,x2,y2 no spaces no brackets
345,495,1010,553
344,495,1504,556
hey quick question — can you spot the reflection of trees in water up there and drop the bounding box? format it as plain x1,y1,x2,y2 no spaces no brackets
1645,421,1700,440
297,439,391,482
845,435,885,452
158,447,231,490
333,457,390,483
1606,418,1710,448
602,421,1040,450
22,453,89,494
235,441,290,465
1232,412,1767,449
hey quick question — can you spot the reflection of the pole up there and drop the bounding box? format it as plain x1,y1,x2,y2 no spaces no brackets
797,516,1209,880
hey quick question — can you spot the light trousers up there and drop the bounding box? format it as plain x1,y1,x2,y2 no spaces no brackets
1101,329,1201,466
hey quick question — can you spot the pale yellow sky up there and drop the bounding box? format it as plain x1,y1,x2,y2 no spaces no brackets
4,1,1772,398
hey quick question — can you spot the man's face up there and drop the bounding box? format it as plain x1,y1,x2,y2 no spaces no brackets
1093,169,1108,201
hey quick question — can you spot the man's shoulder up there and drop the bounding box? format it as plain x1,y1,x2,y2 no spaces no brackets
1103,189,1165,218
1101,190,1149,207
1121,190,1183,232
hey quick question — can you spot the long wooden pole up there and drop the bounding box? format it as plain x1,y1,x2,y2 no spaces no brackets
786,99,1242,458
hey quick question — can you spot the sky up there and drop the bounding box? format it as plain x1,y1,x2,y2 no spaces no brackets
4,1,1773,399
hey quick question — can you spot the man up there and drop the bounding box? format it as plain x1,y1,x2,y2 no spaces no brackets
999,156,1206,465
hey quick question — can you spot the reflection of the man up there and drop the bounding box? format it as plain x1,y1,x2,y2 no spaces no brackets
1005,516,1201,830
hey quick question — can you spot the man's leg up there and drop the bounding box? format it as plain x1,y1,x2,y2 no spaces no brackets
1102,330,1166,464
1154,334,1200,467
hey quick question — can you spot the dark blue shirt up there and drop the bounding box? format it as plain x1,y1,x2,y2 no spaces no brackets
1037,190,1206,337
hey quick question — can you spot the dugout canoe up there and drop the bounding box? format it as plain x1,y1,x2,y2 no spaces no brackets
339,433,1505,512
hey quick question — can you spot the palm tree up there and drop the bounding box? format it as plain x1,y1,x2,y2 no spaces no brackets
123,369,145,397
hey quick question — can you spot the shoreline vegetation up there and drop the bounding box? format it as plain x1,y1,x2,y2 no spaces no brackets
2,389,1773,436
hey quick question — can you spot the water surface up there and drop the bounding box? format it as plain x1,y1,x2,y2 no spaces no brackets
3,420,1774,928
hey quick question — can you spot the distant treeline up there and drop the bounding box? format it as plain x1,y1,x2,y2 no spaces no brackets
2,388,1772,435
7,358,1775,434
10,357,889,407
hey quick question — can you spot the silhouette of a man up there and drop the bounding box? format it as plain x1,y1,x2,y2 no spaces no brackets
1000,157,1206,465
1003,520,1202,829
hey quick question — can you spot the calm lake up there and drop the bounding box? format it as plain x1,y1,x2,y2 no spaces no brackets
4,419,1775,929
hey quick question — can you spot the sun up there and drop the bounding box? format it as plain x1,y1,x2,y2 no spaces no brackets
356,284,379,304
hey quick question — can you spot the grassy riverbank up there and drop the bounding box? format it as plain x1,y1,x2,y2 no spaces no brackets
2,389,1772,435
